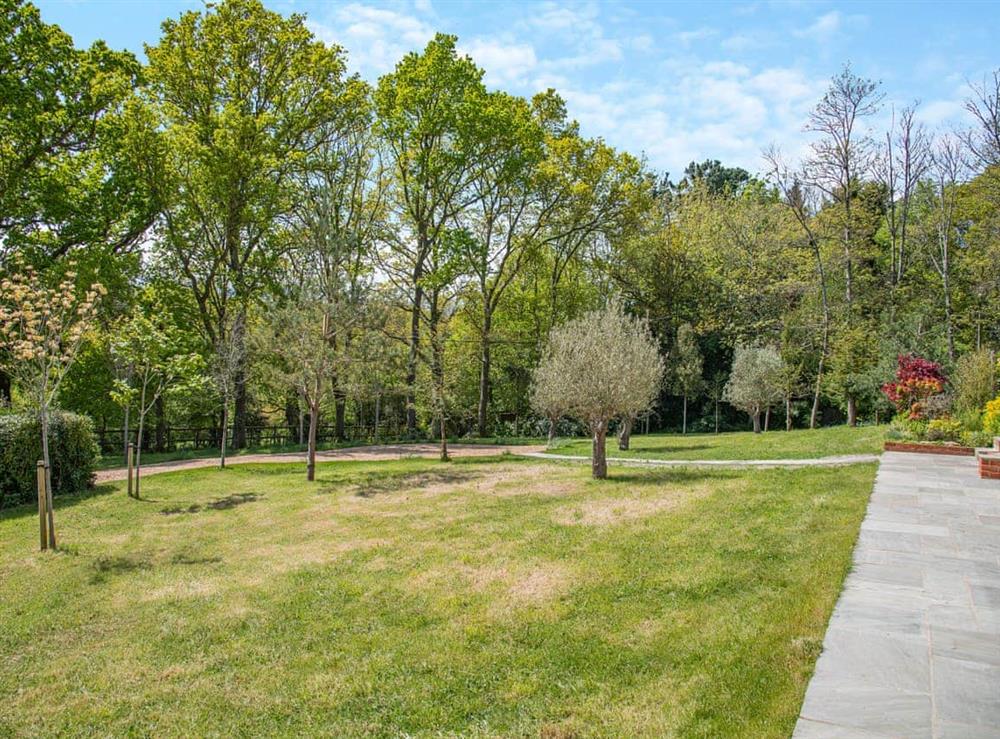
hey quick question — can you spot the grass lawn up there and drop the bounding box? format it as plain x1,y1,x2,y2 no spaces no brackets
0,457,875,737
95,436,544,470
551,424,885,461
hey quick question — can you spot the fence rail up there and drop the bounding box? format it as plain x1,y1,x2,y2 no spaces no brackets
94,422,407,456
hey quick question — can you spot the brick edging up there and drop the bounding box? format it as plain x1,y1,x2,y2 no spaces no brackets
882,441,975,457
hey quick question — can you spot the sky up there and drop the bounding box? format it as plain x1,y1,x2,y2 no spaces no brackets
34,0,1000,177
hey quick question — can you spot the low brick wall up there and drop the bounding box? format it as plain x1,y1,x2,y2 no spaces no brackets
979,453,1000,480
883,441,975,457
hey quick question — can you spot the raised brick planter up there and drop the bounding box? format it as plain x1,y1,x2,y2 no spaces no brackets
979,452,1000,480
883,441,975,456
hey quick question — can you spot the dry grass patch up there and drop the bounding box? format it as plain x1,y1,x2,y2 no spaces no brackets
551,480,722,526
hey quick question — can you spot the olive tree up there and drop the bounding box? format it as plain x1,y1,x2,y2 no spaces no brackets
724,345,785,433
532,301,663,479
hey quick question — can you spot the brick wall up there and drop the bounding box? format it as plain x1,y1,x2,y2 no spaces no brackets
979,453,1000,480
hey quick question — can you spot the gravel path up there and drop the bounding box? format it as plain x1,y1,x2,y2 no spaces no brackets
95,443,546,483
521,451,880,468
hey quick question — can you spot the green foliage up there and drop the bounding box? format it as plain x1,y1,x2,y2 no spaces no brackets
984,395,1000,436
886,416,928,441
670,323,704,398
0,0,155,262
925,418,963,442
723,345,785,425
0,411,97,507
953,349,996,418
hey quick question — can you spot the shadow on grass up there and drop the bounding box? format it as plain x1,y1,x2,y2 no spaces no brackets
0,482,119,522
160,493,261,515
171,552,223,565
623,444,714,455
342,468,481,498
598,467,738,486
90,553,151,583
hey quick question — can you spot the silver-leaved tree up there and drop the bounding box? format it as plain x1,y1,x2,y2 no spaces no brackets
532,301,663,479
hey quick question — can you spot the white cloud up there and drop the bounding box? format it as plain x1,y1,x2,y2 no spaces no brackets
794,10,867,44
675,27,718,47
461,39,538,86
796,11,842,40
308,4,435,76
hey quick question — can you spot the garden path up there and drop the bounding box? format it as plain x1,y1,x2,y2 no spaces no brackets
795,451,1000,737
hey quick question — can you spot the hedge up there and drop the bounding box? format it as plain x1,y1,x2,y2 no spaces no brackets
0,411,98,508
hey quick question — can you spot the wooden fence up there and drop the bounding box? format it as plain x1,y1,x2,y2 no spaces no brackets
94,421,407,456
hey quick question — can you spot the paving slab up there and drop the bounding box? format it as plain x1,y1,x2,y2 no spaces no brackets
794,452,1000,738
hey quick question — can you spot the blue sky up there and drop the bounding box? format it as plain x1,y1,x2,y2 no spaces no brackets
35,0,1000,176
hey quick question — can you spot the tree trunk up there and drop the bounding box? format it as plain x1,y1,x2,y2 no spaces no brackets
122,405,130,462
232,366,248,449
134,417,144,500
715,399,720,434
40,406,56,548
334,386,346,441
154,395,166,452
547,416,558,444
307,402,318,481
752,410,761,434
786,395,793,432
405,280,423,437
284,392,298,442
847,396,858,427
764,407,770,432
374,392,382,444
220,404,228,469
476,310,492,437
591,421,608,479
439,408,449,462
682,396,688,434
618,417,632,451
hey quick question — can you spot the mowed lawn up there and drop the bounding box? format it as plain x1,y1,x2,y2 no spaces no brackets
0,456,875,737
553,425,884,461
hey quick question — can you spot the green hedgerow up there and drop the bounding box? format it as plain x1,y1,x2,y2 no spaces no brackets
0,411,98,508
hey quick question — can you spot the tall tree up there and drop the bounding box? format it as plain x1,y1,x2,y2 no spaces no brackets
459,91,547,436
375,34,487,436
670,323,703,434
803,65,883,308
295,78,385,440
145,0,351,448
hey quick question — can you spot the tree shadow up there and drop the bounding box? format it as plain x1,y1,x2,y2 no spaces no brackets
160,493,261,515
0,483,118,521
90,554,151,584
344,468,480,498
623,444,714,455
170,552,223,565
599,467,737,487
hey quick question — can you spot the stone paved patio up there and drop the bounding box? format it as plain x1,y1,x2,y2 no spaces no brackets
795,452,1000,738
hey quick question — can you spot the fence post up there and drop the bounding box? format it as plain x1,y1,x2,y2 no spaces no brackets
127,442,134,498
36,461,47,551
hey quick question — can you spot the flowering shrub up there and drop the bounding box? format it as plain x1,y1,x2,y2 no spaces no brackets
984,396,1000,436
926,418,963,442
881,354,948,419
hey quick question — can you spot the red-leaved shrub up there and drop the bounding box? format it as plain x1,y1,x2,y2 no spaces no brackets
882,354,948,419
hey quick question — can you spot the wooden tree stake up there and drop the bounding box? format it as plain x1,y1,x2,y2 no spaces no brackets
127,442,134,498
36,461,47,551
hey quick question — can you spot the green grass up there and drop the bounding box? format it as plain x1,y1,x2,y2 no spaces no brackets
0,456,875,737
551,424,885,461
95,435,544,470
